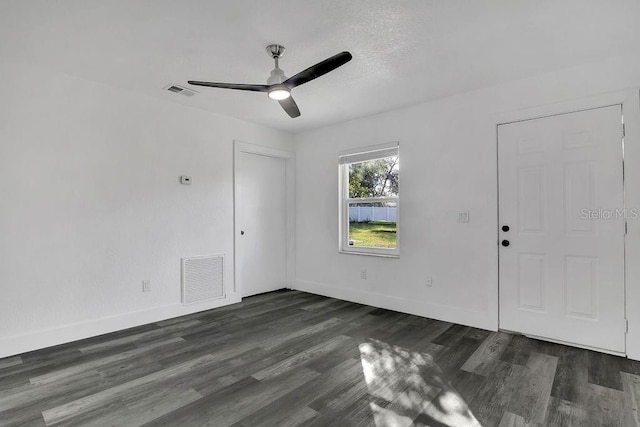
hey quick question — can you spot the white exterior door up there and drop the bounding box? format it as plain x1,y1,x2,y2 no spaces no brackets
236,151,287,297
498,105,626,353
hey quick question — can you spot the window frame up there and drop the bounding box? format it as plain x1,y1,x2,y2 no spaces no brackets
338,142,400,257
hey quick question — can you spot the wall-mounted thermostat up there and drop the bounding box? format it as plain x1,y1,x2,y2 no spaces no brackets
180,175,192,185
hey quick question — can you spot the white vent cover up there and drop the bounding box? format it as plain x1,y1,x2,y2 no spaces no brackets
181,254,224,304
165,84,197,97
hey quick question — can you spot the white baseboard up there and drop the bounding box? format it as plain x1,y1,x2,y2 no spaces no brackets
0,295,241,359
294,279,497,331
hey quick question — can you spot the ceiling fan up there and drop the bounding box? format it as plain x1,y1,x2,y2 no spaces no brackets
188,44,352,118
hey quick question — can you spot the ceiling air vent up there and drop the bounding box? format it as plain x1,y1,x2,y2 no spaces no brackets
164,84,197,97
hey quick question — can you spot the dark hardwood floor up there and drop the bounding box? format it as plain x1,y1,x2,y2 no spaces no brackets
0,290,638,426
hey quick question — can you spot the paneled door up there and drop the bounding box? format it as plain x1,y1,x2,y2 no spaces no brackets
498,105,626,353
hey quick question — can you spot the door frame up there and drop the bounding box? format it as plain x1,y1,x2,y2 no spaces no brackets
495,89,640,359
233,140,295,298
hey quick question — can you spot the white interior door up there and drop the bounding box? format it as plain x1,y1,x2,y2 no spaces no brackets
498,105,626,353
236,151,287,297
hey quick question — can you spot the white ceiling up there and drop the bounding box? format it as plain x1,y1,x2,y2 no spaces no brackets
1,0,639,133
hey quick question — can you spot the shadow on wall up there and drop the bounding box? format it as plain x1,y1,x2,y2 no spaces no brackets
359,338,481,427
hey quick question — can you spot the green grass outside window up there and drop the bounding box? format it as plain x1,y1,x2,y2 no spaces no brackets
348,221,397,249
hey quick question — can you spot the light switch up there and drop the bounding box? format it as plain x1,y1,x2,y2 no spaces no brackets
457,211,470,222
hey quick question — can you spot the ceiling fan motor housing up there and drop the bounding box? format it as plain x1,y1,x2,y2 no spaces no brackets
267,67,287,85
266,44,288,85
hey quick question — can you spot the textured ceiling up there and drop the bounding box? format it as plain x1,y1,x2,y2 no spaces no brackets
1,0,639,133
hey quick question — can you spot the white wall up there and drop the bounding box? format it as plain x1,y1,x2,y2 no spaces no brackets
293,53,640,358
0,58,293,358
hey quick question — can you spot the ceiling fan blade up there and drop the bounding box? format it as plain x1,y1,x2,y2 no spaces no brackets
187,81,270,92
283,51,352,89
279,96,301,118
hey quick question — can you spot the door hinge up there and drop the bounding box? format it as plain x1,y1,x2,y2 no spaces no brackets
625,319,629,333
625,221,628,235
623,123,626,137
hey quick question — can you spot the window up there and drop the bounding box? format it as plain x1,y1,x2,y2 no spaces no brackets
339,142,399,256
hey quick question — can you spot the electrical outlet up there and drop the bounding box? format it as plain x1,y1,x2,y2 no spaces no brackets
360,270,367,280
425,276,433,287
142,280,152,292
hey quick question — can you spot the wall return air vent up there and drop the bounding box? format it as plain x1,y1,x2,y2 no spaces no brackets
181,254,224,304
165,84,197,97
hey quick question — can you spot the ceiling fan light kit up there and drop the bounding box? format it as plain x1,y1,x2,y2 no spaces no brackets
188,44,352,118
268,87,291,100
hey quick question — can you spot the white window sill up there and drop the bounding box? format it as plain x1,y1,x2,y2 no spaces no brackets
339,250,399,259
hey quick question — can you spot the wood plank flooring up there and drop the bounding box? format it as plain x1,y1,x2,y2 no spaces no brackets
1,290,639,426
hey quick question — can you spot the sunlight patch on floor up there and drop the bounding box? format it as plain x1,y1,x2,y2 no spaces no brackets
359,339,482,427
